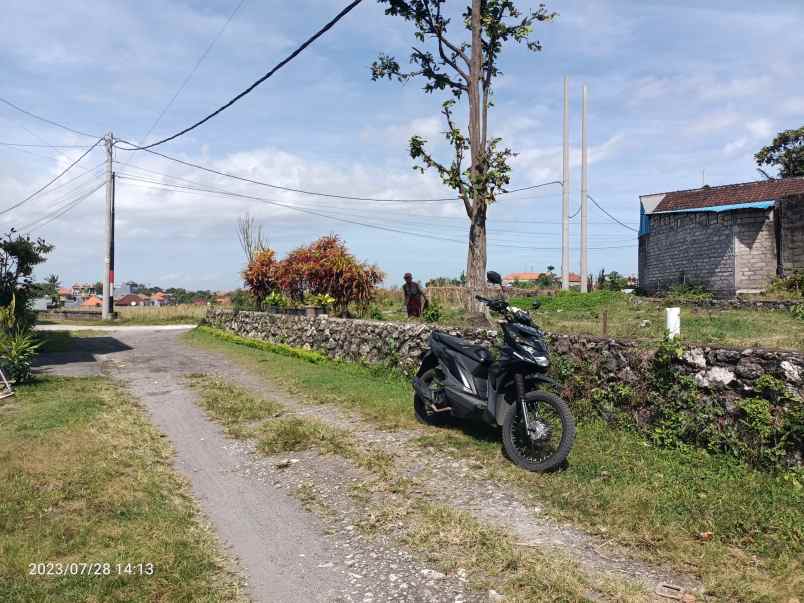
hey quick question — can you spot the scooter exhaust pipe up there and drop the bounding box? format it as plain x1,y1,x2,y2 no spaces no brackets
411,376,434,402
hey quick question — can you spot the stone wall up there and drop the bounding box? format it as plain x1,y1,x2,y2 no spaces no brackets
781,195,804,273
205,309,803,465
205,309,803,399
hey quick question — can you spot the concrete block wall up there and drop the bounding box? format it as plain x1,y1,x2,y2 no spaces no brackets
639,211,737,296
782,195,804,273
735,208,777,292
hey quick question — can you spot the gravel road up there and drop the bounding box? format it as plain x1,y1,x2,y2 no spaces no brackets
34,327,478,603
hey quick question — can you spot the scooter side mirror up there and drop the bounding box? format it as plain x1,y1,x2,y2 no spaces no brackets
486,271,502,285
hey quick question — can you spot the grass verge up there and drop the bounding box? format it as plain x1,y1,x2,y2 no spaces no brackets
0,376,243,602
186,326,804,602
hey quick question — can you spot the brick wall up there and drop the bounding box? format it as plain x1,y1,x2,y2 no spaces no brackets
734,208,778,292
638,210,737,296
782,195,804,273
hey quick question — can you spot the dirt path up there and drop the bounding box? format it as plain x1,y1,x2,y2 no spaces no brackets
34,328,479,603
34,327,703,601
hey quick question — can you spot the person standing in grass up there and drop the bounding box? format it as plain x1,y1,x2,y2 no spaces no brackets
403,273,427,318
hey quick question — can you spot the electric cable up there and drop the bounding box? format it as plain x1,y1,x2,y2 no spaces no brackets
121,0,364,150
0,142,93,149
18,181,106,233
0,136,104,216
588,194,638,232
0,96,101,139
117,175,637,251
113,144,562,203
122,0,247,161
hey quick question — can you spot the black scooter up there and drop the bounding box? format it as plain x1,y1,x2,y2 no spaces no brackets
412,271,575,472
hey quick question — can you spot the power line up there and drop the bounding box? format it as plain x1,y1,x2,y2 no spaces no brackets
0,142,92,149
113,145,562,203
0,136,104,216
124,0,247,158
113,161,635,225
117,174,637,251
121,0,364,150
0,96,100,139
587,194,638,232
18,181,106,233
118,169,627,241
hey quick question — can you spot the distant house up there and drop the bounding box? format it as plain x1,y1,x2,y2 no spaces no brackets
149,291,172,306
502,272,543,285
81,295,102,308
72,283,97,299
114,282,133,298
117,294,148,306
57,287,74,303
639,177,804,297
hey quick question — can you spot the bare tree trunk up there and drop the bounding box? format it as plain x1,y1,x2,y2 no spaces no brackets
465,0,486,313
466,203,487,312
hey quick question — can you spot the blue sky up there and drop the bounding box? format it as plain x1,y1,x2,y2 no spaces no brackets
1,0,802,290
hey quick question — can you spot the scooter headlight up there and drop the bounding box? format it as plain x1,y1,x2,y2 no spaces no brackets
519,344,550,367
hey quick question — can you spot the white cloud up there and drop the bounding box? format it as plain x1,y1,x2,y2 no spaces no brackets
746,118,773,139
722,137,748,156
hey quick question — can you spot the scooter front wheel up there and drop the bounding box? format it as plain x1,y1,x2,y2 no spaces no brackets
502,391,575,472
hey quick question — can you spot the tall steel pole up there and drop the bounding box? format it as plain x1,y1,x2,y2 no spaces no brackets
580,84,589,293
561,77,570,290
102,132,115,321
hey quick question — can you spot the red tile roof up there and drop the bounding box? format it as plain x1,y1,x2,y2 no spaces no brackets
503,272,544,281
651,177,804,212
81,295,102,307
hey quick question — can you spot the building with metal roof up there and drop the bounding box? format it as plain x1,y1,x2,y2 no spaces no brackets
638,177,804,296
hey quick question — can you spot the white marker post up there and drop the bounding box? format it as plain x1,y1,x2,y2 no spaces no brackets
665,307,681,339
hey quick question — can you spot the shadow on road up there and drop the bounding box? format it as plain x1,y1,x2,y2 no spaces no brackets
33,336,133,376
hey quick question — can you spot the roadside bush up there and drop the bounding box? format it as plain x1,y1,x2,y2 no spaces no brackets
0,329,40,383
242,248,278,309
422,301,443,323
272,236,384,316
792,303,804,321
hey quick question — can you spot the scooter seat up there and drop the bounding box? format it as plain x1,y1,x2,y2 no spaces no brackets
431,331,492,364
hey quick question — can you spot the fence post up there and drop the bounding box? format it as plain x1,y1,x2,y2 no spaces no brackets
601,309,608,336
665,307,681,339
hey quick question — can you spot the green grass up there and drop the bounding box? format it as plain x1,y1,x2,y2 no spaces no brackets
187,373,283,439
186,326,804,602
509,291,804,349
0,376,243,602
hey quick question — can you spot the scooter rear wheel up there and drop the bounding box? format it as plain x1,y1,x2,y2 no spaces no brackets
502,391,575,472
413,368,450,426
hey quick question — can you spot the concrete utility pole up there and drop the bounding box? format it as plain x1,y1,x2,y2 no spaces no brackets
561,77,570,290
580,84,589,293
102,132,115,321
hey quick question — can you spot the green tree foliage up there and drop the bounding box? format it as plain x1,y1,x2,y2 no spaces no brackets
0,230,54,327
755,125,804,178
371,0,554,306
